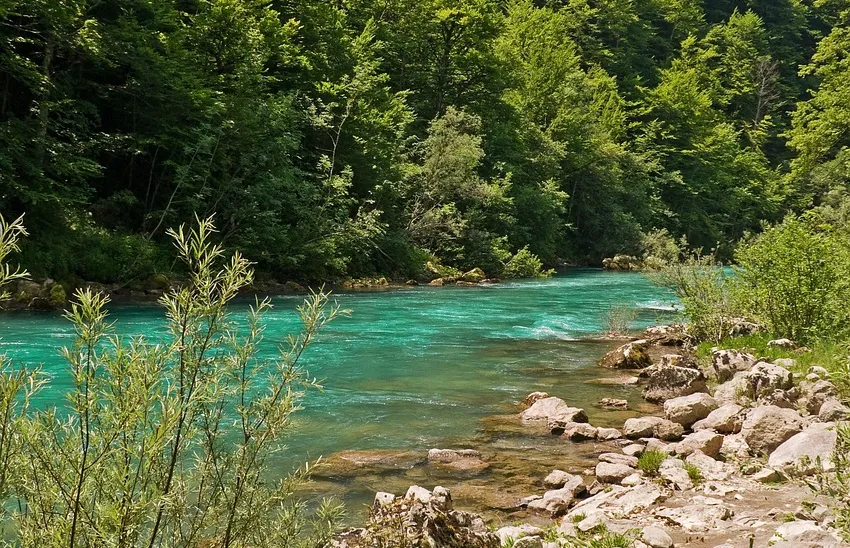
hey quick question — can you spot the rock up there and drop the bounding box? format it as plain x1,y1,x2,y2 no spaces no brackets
599,453,639,467
596,462,636,484
432,486,452,511
675,431,724,458
655,503,733,532
596,427,623,440
719,433,750,458
600,340,652,369
521,391,550,407
711,349,757,382
496,525,543,546
406,485,433,504
643,324,690,346
461,268,486,283
741,405,804,455
427,449,488,472
621,473,642,486
774,357,797,369
727,318,762,337
527,476,587,516
645,438,675,454
624,417,664,439
428,278,444,286
712,372,749,405
685,451,733,480
374,492,395,506
801,379,839,414
603,255,643,271
560,422,599,440
752,468,782,483
568,484,665,519
658,459,693,490
641,363,707,403
623,444,644,457
767,338,796,349
319,449,425,477
819,398,850,422
742,362,794,400
654,420,685,441
768,422,837,474
664,393,718,427
623,417,683,440
771,520,843,545
809,366,830,379
692,404,743,434
599,398,629,409
641,526,674,548
544,470,573,488
521,397,588,425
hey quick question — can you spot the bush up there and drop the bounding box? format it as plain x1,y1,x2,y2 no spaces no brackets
641,228,684,266
0,216,345,547
684,462,703,483
652,252,740,342
502,246,554,279
734,217,850,344
637,449,667,476
605,305,638,336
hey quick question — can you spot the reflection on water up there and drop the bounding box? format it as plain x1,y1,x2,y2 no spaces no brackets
0,269,677,521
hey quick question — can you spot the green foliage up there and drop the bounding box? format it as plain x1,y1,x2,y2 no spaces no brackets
734,217,850,344
652,252,739,342
684,462,704,483
807,422,850,540
0,216,345,547
502,247,553,279
637,449,668,477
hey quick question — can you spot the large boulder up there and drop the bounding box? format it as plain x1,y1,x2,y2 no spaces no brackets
558,422,599,440
768,422,837,474
602,255,642,271
599,340,652,369
664,393,718,427
623,417,683,441
641,363,707,403
642,324,690,347
770,521,843,546
544,470,574,488
692,404,744,434
741,405,804,455
521,397,588,425
674,430,724,458
742,362,794,400
685,451,734,480
711,349,756,382
461,268,486,283
658,459,693,490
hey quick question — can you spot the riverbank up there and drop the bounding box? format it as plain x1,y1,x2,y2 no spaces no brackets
333,325,850,547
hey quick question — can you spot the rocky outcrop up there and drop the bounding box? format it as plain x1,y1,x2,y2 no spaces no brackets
643,324,690,347
460,268,486,283
664,392,718,427
599,340,652,369
602,255,643,271
741,405,804,455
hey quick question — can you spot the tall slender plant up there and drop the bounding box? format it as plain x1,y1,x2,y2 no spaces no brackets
0,215,344,547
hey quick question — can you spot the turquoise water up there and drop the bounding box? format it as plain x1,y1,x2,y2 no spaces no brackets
0,269,677,517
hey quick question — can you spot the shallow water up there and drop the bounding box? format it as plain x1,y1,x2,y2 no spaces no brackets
0,269,677,520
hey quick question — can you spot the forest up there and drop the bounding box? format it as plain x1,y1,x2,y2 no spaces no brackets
2,0,850,283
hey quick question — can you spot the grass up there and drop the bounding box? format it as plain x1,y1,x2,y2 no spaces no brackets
684,462,703,483
696,333,849,394
637,449,668,477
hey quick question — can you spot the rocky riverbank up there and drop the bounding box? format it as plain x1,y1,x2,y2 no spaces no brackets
333,324,850,548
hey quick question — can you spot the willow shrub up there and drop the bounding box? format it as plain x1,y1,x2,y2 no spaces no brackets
734,217,850,345
0,215,345,547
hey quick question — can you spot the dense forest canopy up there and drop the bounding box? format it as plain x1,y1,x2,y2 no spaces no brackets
1,0,849,283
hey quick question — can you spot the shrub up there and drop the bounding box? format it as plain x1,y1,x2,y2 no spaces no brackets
502,246,554,279
684,462,703,483
637,449,668,476
641,228,684,266
0,216,346,547
734,216,850,344
605,305,638,336
651,252,739,342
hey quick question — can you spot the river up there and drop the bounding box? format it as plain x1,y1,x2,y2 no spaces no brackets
0,269,677,521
